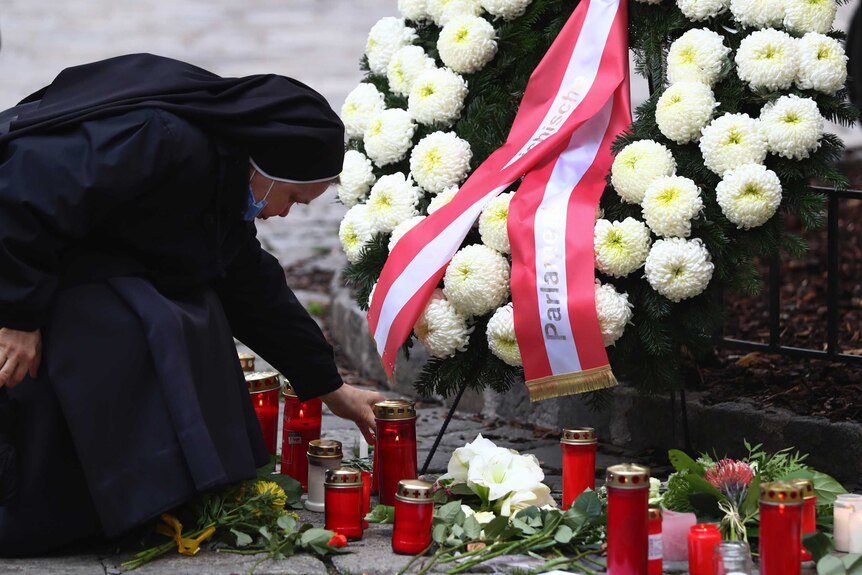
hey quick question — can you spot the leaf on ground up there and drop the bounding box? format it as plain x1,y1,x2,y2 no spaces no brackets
365,504,395,524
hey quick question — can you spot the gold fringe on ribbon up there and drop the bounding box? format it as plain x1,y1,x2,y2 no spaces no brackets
526,365,618,402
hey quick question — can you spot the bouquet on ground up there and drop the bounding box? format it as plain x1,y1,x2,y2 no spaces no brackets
123,466,346,571
656,440,845,543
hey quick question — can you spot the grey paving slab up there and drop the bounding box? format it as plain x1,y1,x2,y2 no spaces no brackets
1,556,107,574
103,550,328,575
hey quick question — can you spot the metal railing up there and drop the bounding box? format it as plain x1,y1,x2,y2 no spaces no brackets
717,185,862,365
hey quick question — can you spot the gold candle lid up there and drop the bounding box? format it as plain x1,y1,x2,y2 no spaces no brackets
308,439,343,458
605,463,651,490
238,352,256,372
395,479,434,503
792,479,816,500
649,506,662,521
282,379,297,398
324,466,363,487
373,399,416,420
245,371,280,393
760,481,804,505
561,428,597,445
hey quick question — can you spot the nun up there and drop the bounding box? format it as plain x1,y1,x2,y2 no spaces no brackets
0,53,385,556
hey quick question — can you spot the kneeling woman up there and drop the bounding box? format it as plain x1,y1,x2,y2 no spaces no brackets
0,53,384,556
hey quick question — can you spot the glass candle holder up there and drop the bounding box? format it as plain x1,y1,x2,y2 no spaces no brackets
606,463,650,575
561,428,597,510
324,467,364,540
392,479,434,555
835,494,862,552
760,481,804,575
371,444,379,495
714,540,753,575
361,471,372,529
374,400,417,506
280,380,322,491
238,352,256,372
688,523,721,575
648,506,663,575
792,479,816,561
305,439,342,512
244,371,281,455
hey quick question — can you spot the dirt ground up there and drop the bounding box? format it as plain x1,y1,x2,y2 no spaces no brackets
700,154,862,423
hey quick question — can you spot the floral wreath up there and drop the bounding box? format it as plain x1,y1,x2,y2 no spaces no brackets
337,0,855,398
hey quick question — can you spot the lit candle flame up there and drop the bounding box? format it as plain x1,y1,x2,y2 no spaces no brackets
395,434,400,442
299,408,304,418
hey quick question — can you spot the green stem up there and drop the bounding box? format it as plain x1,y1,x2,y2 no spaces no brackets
397,542,435,575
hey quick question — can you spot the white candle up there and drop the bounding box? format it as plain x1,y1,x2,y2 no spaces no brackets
834,494,862,552
359,433,369,459
851,510,862,553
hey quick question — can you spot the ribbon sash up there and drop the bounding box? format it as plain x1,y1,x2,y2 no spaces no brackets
368,0,631,398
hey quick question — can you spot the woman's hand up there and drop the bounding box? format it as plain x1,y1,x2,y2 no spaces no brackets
320,383,387,444
0,328,41,389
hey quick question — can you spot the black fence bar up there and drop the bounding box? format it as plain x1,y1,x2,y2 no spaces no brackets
718,185,862,365
827,190,841,355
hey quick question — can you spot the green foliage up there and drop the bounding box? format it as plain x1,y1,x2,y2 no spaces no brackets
743,440,809,482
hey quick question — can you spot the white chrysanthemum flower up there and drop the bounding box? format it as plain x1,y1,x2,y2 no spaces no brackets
408,68,469,127
388,215,426,251
337,150,376,208
486,303,521,366
667,29,730,87
415,289,473,358
642,176,703,238
427,185,460,214
611,140,677,204
427,0,484,26
399,0,430,21
480,0,532,20
783,0,837,34
478,192,513,254
366,173,421,233
644,238,714,302
595,280,633,347
339,204,374,264
594,218,652,277
699,113,767,176
796,33,848,95
716,164,782,229
364,109,417,167
438,15,498,74
341,84,385,140
730,0,784,28
387,46,437,98
410,131,473,193
443,244,510,316
735,29,798,91
759,94,824,160
366,17,418,75
655,82,716,144
677,0,729,21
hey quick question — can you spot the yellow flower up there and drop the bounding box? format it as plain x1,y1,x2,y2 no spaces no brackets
254,481,287,511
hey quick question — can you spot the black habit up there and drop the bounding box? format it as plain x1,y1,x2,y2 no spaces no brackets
0,54,345,556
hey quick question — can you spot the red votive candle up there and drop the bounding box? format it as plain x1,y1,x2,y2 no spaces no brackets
238,352,255,372
392,479,434,555
361,471,372,528
648,506,663,575
371,444,379,495
760,481,803,575
245,371,281,455
324,467,364,540
374,400,417,506
792,479,817,562
280,380,322,491
561,427,597,510
606,463,650,575
688,523,721,575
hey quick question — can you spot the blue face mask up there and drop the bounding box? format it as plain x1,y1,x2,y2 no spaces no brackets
242,173,275,221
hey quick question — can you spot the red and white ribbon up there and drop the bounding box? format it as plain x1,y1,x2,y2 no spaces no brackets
367,0,631,399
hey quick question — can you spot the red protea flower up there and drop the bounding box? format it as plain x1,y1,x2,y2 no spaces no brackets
706,459,755,504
